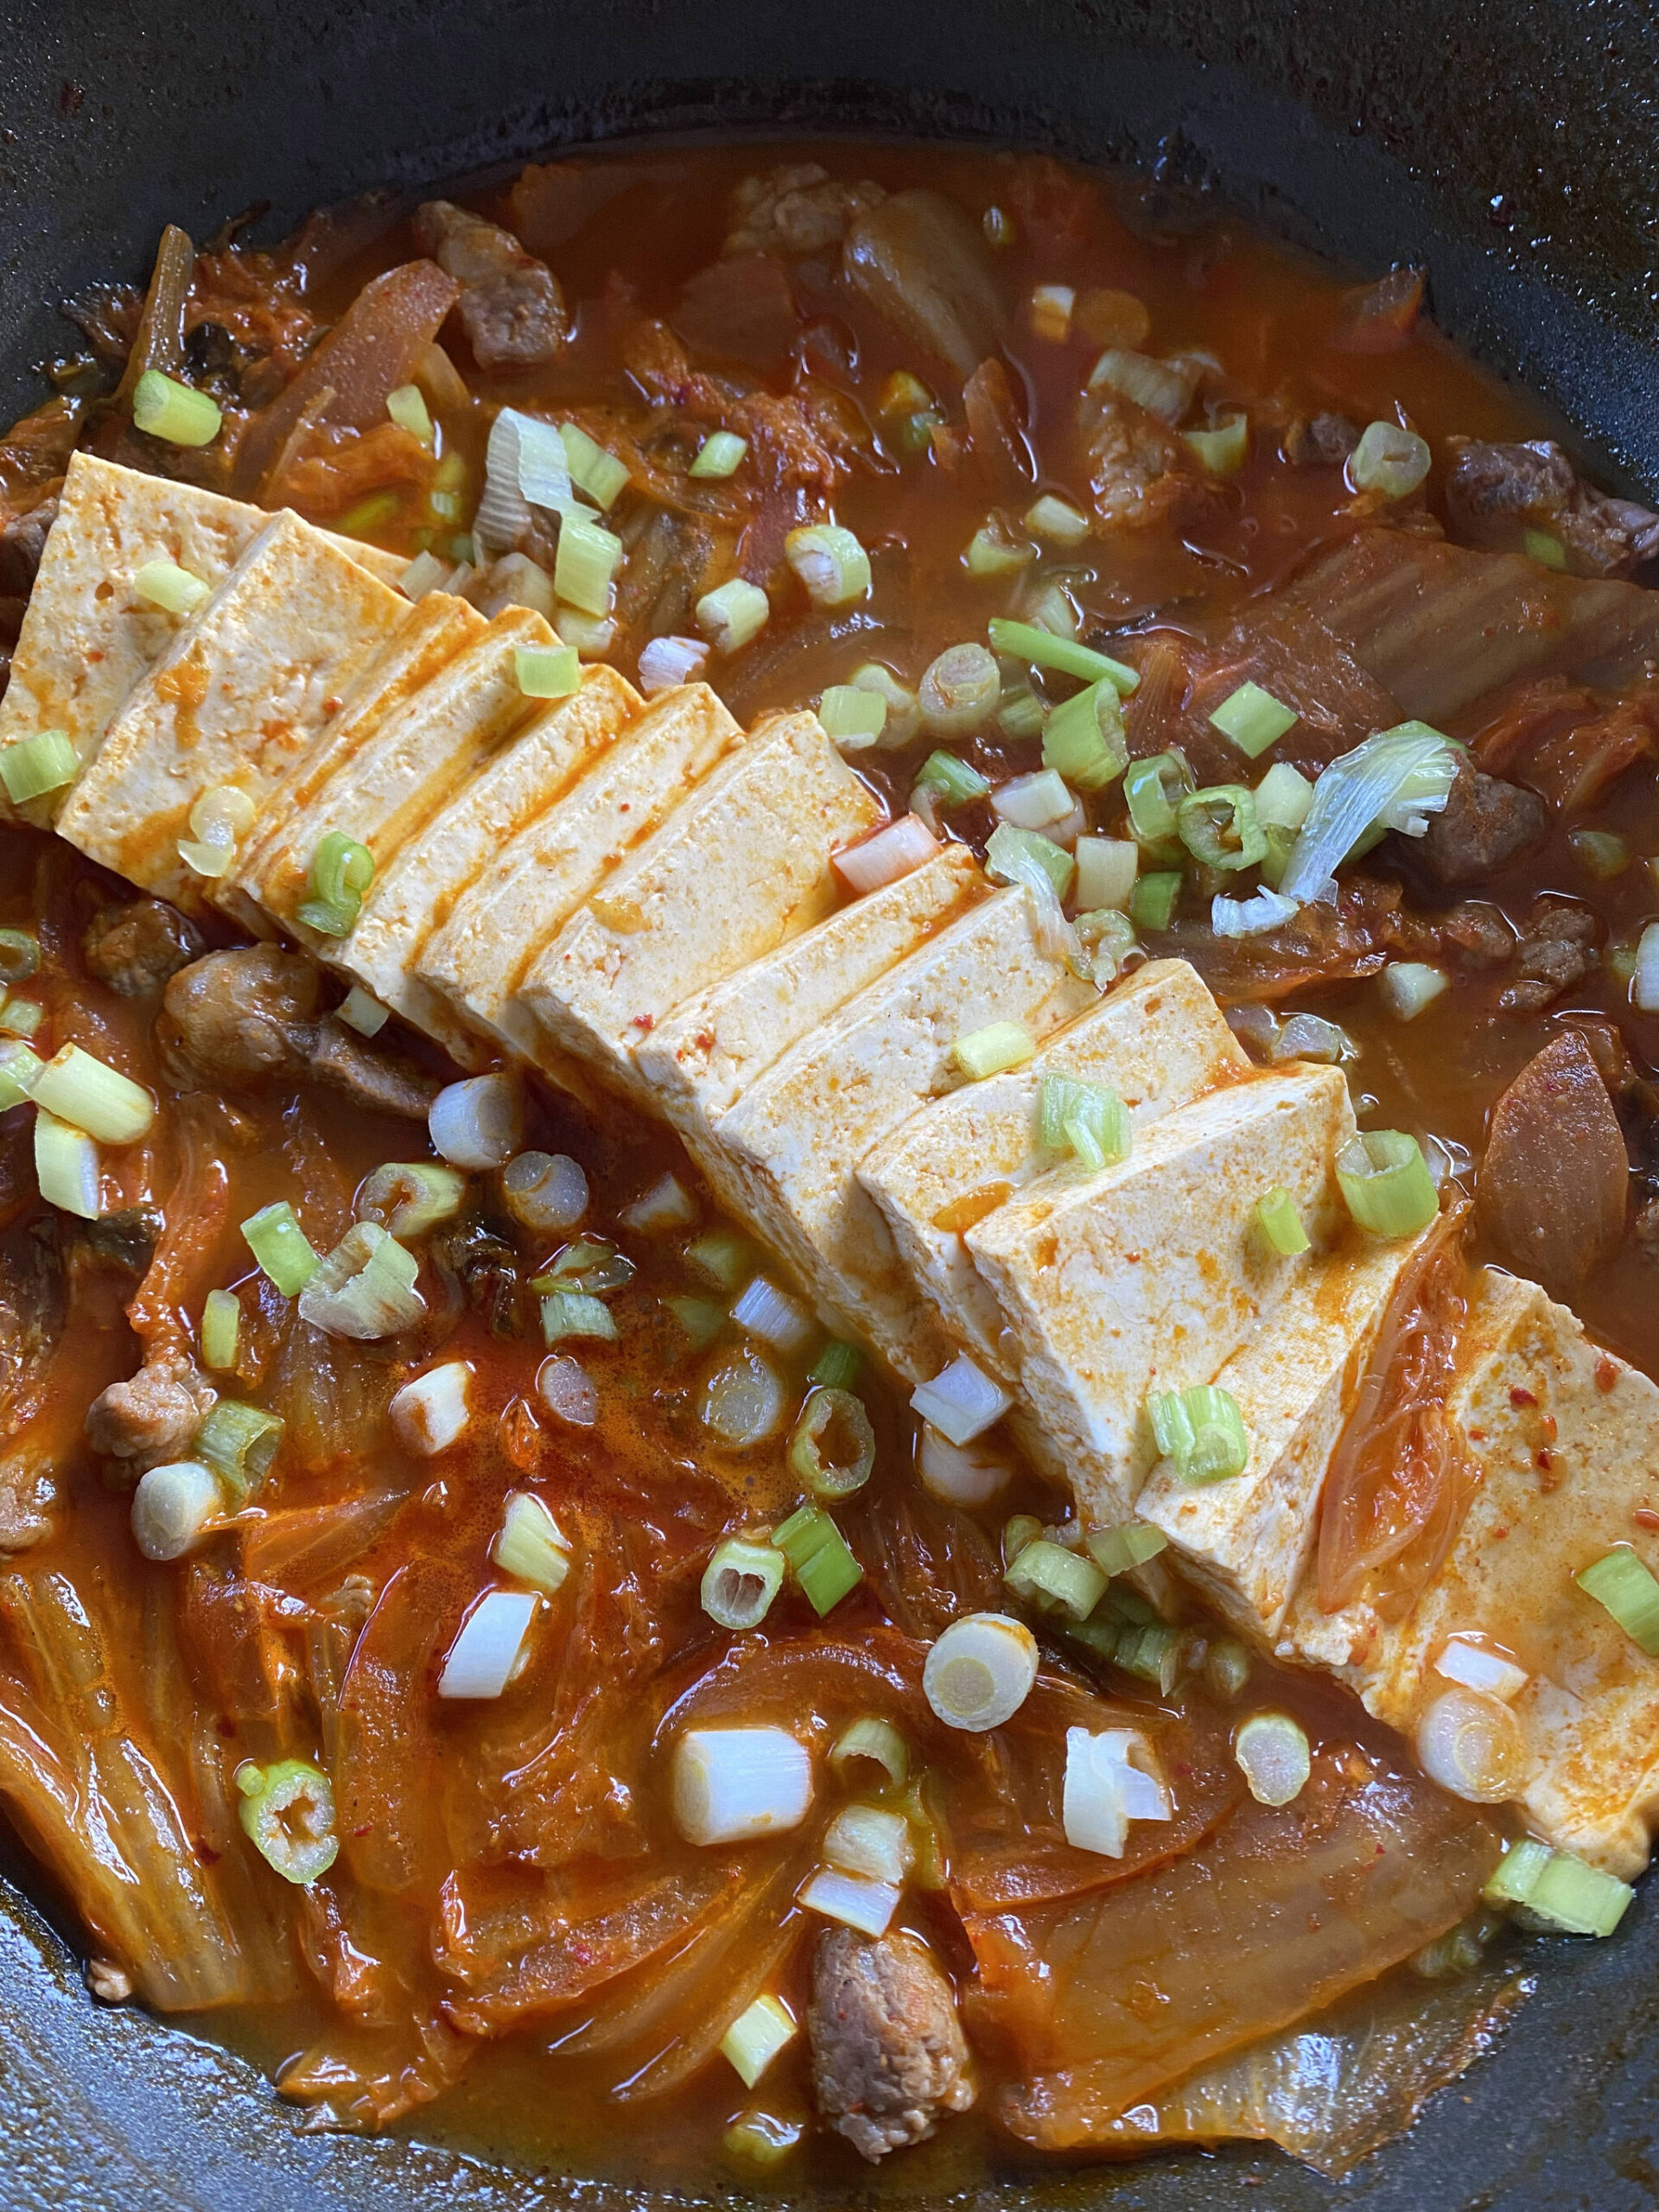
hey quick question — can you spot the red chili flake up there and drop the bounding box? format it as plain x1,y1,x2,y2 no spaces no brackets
1536,1449,1554,1471
1491,1524,1510,1539
1634,1508,1659,1531
1596,1357,1619,1393
1467,1427,1487,1443
1510,1386,1538,1409
630,1012,655,1032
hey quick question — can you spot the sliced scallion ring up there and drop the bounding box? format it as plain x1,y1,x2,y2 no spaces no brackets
199,1286,241,1373
785,524,871,608
1233,1712,1312,1805
953,1020,1035,1080
772,1503,862,1615
297,830,374,938
1177,784,1267,873
690,429,748,480
0,929,40,985
923,1612,1038,1732
1336,1129,1440,1238
240,1200,320,1296
194,1399,284,1504
297,1222,425,1340
236,1758,339,1885
1255,1185,1311,1256
829,1716,910,1790
1004,1535,1109,1621
1147,1382,1249,1484
1574,1546,1659,1655
1209,679,1298,760
356,1160,467,1240
0,728,78,806
913,749,989,807
132,370,222,448
788,1388,876,1500
702,1535,787,1630
1122,750,1192,851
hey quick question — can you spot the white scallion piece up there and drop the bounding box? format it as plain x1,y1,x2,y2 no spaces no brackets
720,1993,796,2088
798,1866,900,1939
133,557,210,614
992,768,1077,833
399,550,454,601
696,578,770,655
1073,836,1138,912
438,1589,539,1700
296,1222,425,1340
337,984,390,1038
730,1274,814,1353
501,1148,588,1235
619,1173,696,1235
30,1043,155,1145
1379,960,1449,1020
637,633,711,696
385,382,435,446
1063,1726,1173,1856
476,550,556,620
1632,922,1659,1014
785,524,871,609
493,1491,572,1592
176,783,258,880
822,1803,913,1885
672,1726,813,1846
1087,347,1195,423
924,1612,1038,1732
476,406,578,556
537,1352,599,1427
1415,1687,1533,1803
558,421,630,509
555,602,615,658
1435,1636,1528,1703
35,1109,101,1218
833,814,940,896
910,1355,1011,1446
1211,887,1299,939
1024,493,1091,545
701,1349,788,1446
918,1425,1012,1508
389,1362,472,1456
1351,419,1432,499
1029,283,1075,341
130,1460,223,1561
829,1717,910,1790
1254,760,1315,830
430,1071,524,1169
1233,1713,1313,1807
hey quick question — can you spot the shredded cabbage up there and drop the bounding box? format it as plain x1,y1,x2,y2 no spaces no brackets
1279,723,1460,907
1211,887,1299,938
474,406,578,555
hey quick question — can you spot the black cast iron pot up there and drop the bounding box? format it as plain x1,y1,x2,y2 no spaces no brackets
1,2,1656,2205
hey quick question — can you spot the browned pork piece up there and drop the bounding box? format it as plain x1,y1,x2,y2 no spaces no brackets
807,1927,974,2161
1445,435,1659,577
412,199,567,366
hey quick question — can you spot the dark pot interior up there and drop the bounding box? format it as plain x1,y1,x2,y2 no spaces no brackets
1,1,1656,2203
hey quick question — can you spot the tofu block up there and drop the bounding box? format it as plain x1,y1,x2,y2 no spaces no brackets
706,887,1097,1376
0,454,400,824
55,512,408,911
1283,1269,1659,1877
518,710,880,1096
417,683,742,1061
964,1064,1355,1522
634,847,983,1135
219,591,484,931
1139,1225,1429,1639
242,605,555,950
860,959,1250,1370
337,664,642,1046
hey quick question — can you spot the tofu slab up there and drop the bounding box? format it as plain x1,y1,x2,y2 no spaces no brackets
634,847,984,1136
1139,1225,1429,1639
336,663,641,1052
705,887,1097,1376
0,453,401,824
860,959,1250,1370
518,710,880,1096
245,605,556,951
55,512,407,911
964,1064,1356,1522
1282,1269,1659,1877
418,683,742,1061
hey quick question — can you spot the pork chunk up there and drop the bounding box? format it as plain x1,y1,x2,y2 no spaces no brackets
85,1348,214,1471
412,200,567,367
1410,764,1547,886
725,163,885,258
808,1928,974,2162
1445,435,1659,578
83,897,205,997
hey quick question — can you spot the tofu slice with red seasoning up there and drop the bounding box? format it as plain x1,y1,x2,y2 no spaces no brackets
1138,1223,1432,1639
1281,1268,1659,1878
0,453,403,824
963,1063,1356,1522
334,664,642,1050
516,709,880,1098
54,511,408,910
859,959,1250,1374
702,886,1098,1377
634,846,984,1138
416,682,742,1062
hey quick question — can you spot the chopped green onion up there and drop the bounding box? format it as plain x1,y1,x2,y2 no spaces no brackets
235,1759,338,1885
690,429,748,479
1038,1074,1129,1169
0,929,39,985
985,820,1074,901
1041,681,1128,793
996,684,1048,742
986,617,1139,696
923,1611,1039,1730
298,1223,424,1340
558,422,631,509
702,1535,787,1630
35,1109,99,1217
819,685,887,747
1206,1638,1253,1699
0,728,78,805
953,1020,1036,1080
1209,680,1298,760
1255,1185,1310,1256
1567,828,1630,880
385,382,435,445
785,524,870,609
1026,581,1079,638
1073,836,1138,912
810,1341,861,1392
1113,1622,1185,1694
686,1227,753,1291
1005,1535,1109,1621
1088,347,1193,422
133,558,210,615
401,549,454,601
1484,1836,1633,1937
297,830,374,938
1181,410,1249,475
720,1993,797,2087
0,997,41,1040
356,1160,466,1240
1233,1712,1311,1805
515,642,581,699
830,1716,909,1789
789,1388,876,1499
554,512,622,616
963,521,1034,577
337,983,389,1038
1128,870,1181,930
1574,1546,1659,1655
1177,785,1267,872
919,643,1001,736
696,577,770,655
850,663,920,744
493,1491,572,1592
555,604,613,657
1524,528,1568,571
1024,493,1091,545
0,1039,43,1110
1123,750,1192,852
200,1286,241,1373
722,2111,803,2168
1084,1522,1168,1577
1337,1129,1440,1238
540,1289,620,1344
30,1043,154,1145
1254,760,1315,830
1350,419,1431,499
337,491,403,538
177,781,258,880
194,1399,284,1504
132,370,221,448
773,1503,862,1615
1028,283,1075,340
1378,961,1450,1020
665,1294,726,1348
702,1350,786,1445
1147,1383,1250,1484
823,1801,913,1883
240,1201,321,1296
915,749,989,806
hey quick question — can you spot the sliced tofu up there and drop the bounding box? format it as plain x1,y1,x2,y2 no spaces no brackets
55,512,407,911
705,886,1097,1376
634,846,984,1138
241,605,556,952
219,591,484,931
337,664,642,1046
0,453,400,824
1139,1224,1430,1640
417,683,742,1061
1282,1269,1659,1877
518,709,880,1097
963,1064,1355,1522
860,960,1250,1371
